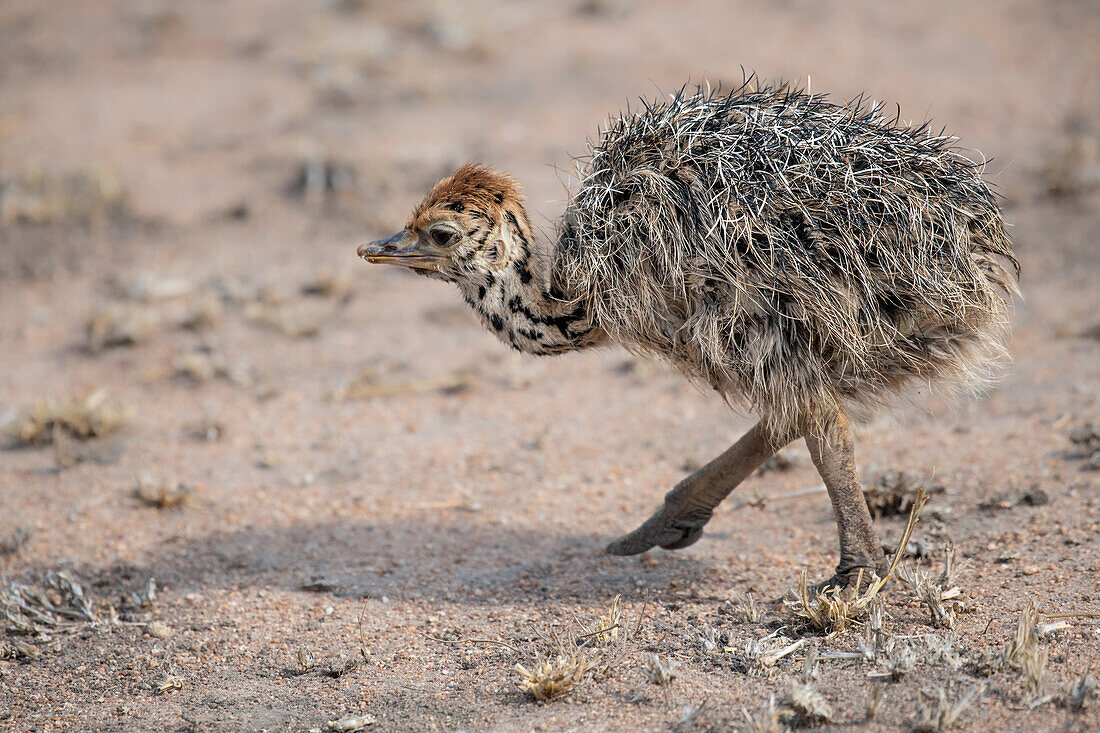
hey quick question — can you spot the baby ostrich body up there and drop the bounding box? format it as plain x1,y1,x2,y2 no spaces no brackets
359,82,1018,587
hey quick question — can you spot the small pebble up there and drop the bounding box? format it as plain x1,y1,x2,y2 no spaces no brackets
146,621,173,639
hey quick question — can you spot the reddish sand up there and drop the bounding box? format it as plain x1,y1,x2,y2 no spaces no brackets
2,1,1098,730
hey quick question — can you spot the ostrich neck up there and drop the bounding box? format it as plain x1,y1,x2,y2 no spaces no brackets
456,230,601,356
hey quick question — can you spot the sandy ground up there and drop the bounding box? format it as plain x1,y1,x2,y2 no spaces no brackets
2,1,1099,730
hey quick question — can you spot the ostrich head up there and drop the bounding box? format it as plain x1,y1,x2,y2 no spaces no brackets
358,162,532,283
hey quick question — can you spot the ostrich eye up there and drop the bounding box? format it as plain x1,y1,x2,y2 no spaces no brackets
430,228,459,248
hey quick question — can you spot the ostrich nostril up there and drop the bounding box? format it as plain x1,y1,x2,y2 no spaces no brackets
359,232,409,259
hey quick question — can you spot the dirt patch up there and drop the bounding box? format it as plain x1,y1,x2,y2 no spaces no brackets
2,0,1099,730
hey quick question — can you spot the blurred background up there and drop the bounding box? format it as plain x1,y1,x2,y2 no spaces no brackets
2,1,1097,245
2,1,1099,730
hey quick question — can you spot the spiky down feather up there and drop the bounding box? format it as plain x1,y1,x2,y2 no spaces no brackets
554,79,1017,434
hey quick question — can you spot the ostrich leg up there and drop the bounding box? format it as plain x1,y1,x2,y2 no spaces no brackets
606,420,797,555
804,410,887,586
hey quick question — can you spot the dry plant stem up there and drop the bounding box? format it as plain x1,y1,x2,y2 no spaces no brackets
631,588,649,639
729,484,826,512
789,488,928,632
606,420,798,555
805,410,888,584
573,624,621,643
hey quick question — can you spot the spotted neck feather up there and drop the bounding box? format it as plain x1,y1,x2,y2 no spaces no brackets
455,216,603,356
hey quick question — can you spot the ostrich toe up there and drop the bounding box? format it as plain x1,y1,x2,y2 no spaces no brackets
607,420,795,555
605,504,712,555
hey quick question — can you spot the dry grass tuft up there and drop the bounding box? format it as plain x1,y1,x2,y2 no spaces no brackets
786,489,927,634
449,595,630,704
1069,422,1100,450
0,167,127,227
287,156,359,210
86,301,162,351
851,599,963,680
783,679,833,724
1068,422,1100,469
135,477,192,509
190,405,225,442
0,527,32,557
677,699,709,728
1044,135,1100,196
912,685,983,732
244,302,321,338
739,631,806,673
515,653,601,702
130,577,157,609
301,267,352,299
788,571,872,635
105,273,194,302
895,540,972,628
1,637,41,661
733,695,783,733
1003,600,1048,705
867,639,917,681
1066,669,1097,711
722,591,762,623
577,594,622,644
2,570,98,637
860,597,889,658
172,351,252,386
178,292,225,331
697,626,726,656
155,670,183,694
645,653,680,685
7,389,128,445
865,686,884,720
921,634,963,671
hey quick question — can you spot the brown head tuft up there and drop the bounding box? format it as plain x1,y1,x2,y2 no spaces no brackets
409,162,525,232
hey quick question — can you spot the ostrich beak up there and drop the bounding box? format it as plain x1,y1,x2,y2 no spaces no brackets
357,231,443,271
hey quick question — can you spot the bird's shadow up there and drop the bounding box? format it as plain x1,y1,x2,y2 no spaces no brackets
33,515,726,609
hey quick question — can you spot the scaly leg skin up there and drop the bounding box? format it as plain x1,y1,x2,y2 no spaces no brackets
804,410,888,589
606,420,797,556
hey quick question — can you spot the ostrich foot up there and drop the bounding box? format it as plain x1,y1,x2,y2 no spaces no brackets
606,420,797,556
605,503,711,555
812,558,889,593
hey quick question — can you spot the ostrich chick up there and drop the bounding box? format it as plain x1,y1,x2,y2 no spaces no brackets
358,81,1018,587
